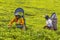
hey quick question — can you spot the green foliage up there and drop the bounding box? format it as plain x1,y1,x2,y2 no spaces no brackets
0,0,60,40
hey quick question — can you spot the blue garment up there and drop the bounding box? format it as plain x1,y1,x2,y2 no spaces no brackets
15,8,24,13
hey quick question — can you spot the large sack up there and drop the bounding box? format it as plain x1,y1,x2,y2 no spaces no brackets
51,13,57,30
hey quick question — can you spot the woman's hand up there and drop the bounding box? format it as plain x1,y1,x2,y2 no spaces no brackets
8,24,12,28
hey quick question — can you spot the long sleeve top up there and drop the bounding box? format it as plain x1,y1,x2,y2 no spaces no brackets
8,17,24,26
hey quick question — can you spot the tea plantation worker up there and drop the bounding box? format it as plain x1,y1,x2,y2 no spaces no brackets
8,8,26,30
44,15,53,30
51,12,57,31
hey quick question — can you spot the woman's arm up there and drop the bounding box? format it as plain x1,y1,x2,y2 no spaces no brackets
8,18,15,27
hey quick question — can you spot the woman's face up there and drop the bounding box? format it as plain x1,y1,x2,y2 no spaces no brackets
45,16,49,20
15,15,21,19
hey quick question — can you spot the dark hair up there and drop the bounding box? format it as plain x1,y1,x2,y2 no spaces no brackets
45,15,49,20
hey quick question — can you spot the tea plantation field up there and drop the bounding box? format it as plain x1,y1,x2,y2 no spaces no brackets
0,0,60,40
